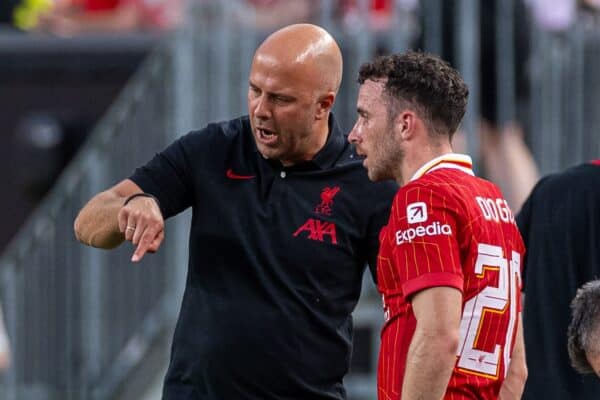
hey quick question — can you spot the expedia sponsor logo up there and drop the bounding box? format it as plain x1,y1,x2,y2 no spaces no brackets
407,202,428,224
395,221,452,245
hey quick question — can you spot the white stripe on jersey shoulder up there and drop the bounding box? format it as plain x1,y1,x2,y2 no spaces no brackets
410,153,473,182
428,163,475,176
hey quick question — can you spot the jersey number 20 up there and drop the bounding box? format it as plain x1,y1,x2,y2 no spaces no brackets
456,243,521,378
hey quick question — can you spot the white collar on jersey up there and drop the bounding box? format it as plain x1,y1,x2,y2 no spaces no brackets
410,153,475,182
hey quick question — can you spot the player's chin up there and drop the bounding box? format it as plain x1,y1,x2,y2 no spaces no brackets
367,167,383,182
366,165,391,182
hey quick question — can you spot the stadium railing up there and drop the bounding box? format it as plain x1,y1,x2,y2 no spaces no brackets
0,38,182,399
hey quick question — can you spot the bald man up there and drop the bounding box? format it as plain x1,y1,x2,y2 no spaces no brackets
74,24,397,399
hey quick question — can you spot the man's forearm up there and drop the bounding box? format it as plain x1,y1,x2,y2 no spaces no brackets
499,370,527,400
74,179,165,261
500,313,527,399
74,190,126,249
402,328,459,400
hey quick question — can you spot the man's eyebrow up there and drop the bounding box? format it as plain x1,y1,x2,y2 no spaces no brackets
271,92,295,100
248,82,294,100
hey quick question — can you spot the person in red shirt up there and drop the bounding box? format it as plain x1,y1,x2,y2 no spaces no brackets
348,51,527,399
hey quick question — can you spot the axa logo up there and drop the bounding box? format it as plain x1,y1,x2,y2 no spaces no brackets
293,218,338,245
314,186,340,216
395,221,452,245
407,202,428,224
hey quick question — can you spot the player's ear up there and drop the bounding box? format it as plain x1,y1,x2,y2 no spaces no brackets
395,110,416,141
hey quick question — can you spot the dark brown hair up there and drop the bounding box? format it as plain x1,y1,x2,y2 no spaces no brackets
358,51,469,138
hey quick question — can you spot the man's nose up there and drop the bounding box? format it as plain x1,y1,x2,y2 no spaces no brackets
253,96,270,119
348,122,360,144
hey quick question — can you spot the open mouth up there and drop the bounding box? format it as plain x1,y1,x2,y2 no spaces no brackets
256,127,278,145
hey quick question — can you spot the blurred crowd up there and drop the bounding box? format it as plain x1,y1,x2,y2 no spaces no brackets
1,0,600,35
1,0,183,34
1,0,599,35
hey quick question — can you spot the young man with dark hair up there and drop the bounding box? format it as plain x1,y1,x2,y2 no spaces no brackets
348,51,527,399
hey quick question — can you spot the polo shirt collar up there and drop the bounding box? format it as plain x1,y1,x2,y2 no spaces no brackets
310,113,346,169
410,153,474,182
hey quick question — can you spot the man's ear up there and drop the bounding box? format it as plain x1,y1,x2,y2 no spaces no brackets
315,92,336,120
395,110,417,140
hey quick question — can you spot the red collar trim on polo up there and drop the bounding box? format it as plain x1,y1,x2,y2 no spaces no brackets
410,153,474,182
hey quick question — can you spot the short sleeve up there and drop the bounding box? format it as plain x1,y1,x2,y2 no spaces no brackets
129,130,204,219
388,184,464,300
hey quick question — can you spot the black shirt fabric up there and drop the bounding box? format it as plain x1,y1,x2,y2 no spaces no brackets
130,115,398,400
517,162,600,400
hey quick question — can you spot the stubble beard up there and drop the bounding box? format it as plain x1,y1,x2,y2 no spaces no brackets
368,134,404,183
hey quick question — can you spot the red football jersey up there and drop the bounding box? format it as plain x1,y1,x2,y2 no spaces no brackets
377,154,525,400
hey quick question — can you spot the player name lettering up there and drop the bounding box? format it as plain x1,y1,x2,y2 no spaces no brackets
395,221,452,245
475,196,514,224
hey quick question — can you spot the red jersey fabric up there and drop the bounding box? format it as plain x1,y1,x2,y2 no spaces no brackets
377,153,525,400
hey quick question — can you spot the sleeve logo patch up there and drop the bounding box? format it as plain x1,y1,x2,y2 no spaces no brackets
407,202,428,224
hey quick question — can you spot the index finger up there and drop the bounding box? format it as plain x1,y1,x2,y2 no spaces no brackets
131,241,149,263
131,226,160,262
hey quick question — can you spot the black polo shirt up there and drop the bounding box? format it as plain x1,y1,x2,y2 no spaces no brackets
517,161,600,400
130,115,397,400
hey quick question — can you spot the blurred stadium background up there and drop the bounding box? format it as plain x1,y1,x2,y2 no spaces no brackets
0,0,599,399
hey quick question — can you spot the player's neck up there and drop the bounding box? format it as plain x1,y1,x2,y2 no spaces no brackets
400,141,454,185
